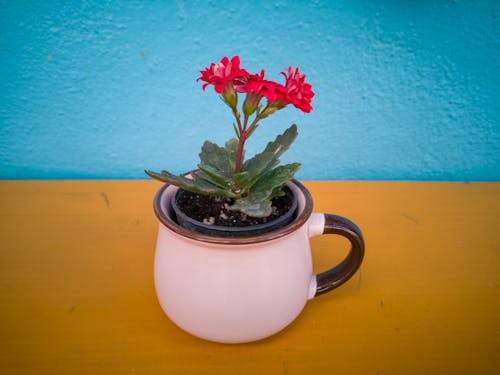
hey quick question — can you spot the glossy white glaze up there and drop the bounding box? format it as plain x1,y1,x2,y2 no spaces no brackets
154,184,323,343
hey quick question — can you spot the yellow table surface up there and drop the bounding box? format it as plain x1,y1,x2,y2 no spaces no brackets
1,181,498,374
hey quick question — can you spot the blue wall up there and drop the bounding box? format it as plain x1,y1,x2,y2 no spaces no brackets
1,1,499,181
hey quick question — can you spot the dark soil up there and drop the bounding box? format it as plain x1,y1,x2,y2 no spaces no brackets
175,188,294,227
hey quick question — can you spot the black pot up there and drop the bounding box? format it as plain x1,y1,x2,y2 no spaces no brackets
170,183,298,238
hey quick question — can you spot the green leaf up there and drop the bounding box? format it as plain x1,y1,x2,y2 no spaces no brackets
259,124,298,162
233,171,251,190
192,174,237,197
229,192,273,218
229,163,301,217
252,162,301,195
197,163,232,188
239,124,298,189
225,138,240,173
198,140,233,178
144,170,237,198
270,186,286,200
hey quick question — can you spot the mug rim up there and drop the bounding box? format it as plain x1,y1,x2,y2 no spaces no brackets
153,179,314,245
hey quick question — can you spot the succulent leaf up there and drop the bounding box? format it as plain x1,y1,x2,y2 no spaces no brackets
229,162,301,217
252,162,301,195
225,138,240,173
239,124,298,189
230,192,273,218
199,141,233,178
144,169,237,198
197,163,233,189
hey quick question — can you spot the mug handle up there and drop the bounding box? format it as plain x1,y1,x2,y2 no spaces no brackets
309,213,365,297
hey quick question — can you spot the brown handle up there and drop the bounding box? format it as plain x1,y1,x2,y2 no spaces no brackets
315,214,365,297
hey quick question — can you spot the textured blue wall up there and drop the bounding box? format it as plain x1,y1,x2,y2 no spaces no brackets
1,1,499,180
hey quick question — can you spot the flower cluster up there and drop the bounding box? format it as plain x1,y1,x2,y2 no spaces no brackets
197,56,314,175
198,56,314,114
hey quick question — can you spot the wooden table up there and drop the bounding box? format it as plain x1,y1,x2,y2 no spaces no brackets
1,181,498,374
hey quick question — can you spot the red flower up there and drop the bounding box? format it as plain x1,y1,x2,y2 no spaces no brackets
198,57,314,114
237,70,286,102
280,67,314,113
197,56,249,94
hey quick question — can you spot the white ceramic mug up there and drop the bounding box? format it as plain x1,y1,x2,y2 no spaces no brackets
153,179,364,343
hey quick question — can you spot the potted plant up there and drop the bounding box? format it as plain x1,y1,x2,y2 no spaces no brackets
146,56,364,344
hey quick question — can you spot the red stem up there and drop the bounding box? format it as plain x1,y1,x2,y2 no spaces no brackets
234,114,248,174
232,107,242,133
234,131,246,174
234,115,261,175
246,117,259,137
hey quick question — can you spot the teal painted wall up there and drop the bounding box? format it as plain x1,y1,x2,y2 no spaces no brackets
1,1,499,180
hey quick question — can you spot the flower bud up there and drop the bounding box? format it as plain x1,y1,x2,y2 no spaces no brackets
222,82,238,109
259,100,287,119
242,91,262,117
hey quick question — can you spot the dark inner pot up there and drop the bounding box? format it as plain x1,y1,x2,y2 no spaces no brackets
171,186,298,237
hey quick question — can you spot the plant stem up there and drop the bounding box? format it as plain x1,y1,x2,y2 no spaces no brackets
232,107,243,133
245,117,260,138
234,114,248,174
243,113,249,131
234,132,246,175
234,114,261,175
